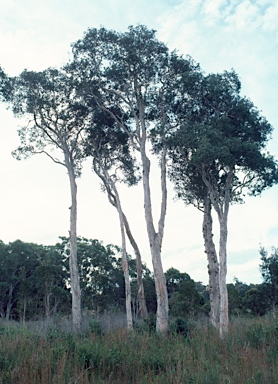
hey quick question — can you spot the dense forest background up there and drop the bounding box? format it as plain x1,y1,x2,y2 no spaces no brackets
1,237,277,322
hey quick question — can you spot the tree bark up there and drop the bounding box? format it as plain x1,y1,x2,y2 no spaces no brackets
66,156,81,332
93,159,148,319
141,147,169,333
202,167,233,338
110,178,133,329
218,215,229,338
122,213,148,319
202,194,220,329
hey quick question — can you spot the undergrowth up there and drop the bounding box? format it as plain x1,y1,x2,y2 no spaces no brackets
0,316,277,383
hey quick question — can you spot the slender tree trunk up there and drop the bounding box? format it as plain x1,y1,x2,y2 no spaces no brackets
203,167,233,338
122,212,148,318
141,147,169,333
93,160,148,319
218,214,229,338
111,180,133,329
218,170,233,338
202,195,220,329
66,158,81,332
44,282,52,319
6,284,14,320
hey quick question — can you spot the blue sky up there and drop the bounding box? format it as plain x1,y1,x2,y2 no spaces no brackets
0,0,277,285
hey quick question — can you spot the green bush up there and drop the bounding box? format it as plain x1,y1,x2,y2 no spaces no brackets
170,317,189,337
88,319,102,335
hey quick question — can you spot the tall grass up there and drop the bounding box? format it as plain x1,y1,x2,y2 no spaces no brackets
0,315,277,383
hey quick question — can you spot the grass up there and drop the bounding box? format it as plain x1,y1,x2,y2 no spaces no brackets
0,315,277,383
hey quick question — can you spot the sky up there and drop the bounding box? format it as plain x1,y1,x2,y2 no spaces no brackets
0,0,277,285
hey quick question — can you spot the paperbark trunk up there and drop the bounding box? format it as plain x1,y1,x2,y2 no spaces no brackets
66,157,81,332
218,215,229,338
218,170,233,338
93,161,148,320
203,168,233,338
112,180,133,329
202,195,220,329
141,148,169,333
122,213,148,318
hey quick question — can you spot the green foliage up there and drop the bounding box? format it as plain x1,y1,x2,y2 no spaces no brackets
88,319,102,335
166,268,206,317
0,240,70,321
170,317,189,337
260,246,278,312
168,69,278,210
228,278,273,317
58,236,135,312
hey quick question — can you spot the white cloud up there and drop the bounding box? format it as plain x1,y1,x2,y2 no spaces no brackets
262,2,278,32
224,1,262,31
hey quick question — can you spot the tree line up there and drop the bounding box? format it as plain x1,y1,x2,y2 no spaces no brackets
0,238,277,323
0,25,277,337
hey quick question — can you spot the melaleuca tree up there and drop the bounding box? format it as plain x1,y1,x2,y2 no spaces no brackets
167,70,278,337
10,68,92,331
70,25,200,332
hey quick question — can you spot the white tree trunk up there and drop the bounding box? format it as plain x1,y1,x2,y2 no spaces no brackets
202,195,220,329
141,147,169,333
95,162,148,319
218,215,229,338
122,212,148,318
66,159,82,332
203,168,233,338
112,181,133,330
93,162,141,326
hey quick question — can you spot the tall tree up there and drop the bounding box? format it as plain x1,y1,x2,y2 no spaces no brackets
70,25,199,332
70,25,170,331
167,155,220,328
10,68,91,331
167,70,278,337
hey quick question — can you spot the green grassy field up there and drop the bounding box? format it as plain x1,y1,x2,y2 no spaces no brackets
0,316,277,384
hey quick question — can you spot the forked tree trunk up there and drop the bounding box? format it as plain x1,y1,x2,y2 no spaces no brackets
203,168,233,338
93,160,148,320
141,148,169,333
66,159,82,332
202,195,220,329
